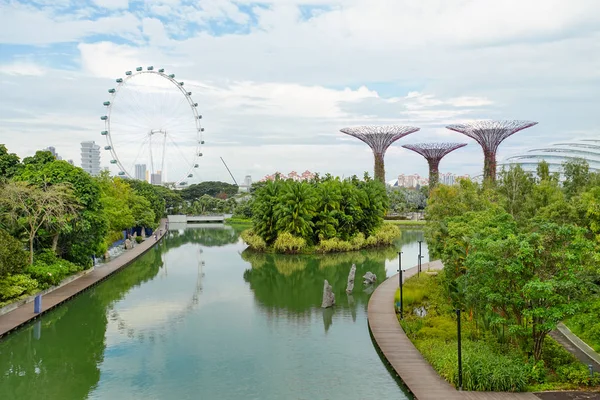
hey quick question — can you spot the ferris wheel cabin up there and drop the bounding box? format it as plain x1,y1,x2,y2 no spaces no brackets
147,66,154,70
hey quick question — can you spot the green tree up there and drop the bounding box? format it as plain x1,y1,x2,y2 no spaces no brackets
0,181,79,264
0,228,28,277
497,165,534,221
181,181,239,201
562,159,590,199
252,180,281,244
274,181,316,239
0,145,22,180
126,180,165,223
464,222,596,360
17,159,108,265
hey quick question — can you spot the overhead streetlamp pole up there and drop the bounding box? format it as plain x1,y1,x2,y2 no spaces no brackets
418,240,423,276
398,251,403,320
456,308,463,391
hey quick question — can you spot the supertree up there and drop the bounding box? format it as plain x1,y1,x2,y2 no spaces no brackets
446,120,538,181
340,125,420,183
402,143,467,189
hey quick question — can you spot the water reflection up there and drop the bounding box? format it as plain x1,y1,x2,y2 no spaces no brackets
0,246,164,399
0,226,424,400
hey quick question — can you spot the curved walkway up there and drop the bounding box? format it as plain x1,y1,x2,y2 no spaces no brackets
0,221,167,339
368,260,538,400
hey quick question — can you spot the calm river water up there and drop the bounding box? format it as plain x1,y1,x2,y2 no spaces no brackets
0,224,428,400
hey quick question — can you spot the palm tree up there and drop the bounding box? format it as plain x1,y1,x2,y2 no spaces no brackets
274,181,316,239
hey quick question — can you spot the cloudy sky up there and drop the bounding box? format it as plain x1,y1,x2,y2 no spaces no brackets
1,0,599,184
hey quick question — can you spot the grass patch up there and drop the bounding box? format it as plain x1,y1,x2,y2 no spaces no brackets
396,272,600,392
225,217,253,225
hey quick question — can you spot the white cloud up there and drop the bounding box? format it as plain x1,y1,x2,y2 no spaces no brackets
91,0,129,10
0,0,599,181
0,62,47,76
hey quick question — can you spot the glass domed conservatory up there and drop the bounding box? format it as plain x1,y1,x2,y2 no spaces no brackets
502,139,600,173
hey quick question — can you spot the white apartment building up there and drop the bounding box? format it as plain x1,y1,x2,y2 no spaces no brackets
81,141,101,176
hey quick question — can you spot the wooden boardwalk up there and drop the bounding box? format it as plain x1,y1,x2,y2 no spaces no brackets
0,221,167,339
368,260,539,400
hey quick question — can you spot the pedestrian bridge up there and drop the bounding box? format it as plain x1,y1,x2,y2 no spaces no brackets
167,214,233,224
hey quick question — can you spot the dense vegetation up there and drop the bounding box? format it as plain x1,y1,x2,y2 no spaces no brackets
398,273,599,391
0,145,176,306
409,160,600,391
240,173,400,253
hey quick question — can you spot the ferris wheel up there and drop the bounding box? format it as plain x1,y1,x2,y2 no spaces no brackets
100,66,204,186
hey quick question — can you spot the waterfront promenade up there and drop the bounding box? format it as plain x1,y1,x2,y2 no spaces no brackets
368,260,538,400
0,221,167,338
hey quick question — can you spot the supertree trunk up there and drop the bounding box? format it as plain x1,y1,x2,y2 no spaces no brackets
374,153,385,183
428,160,440,189
483,149,497,182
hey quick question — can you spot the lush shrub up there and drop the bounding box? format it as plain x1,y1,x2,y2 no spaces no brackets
241,229,267,251
135,236,144,244
416,338,528,391
26,258,83,289
0,274,39,303
315,237,353,253
367,223,400,246
273,232,306,254
0,228,28,277
565,297,600,352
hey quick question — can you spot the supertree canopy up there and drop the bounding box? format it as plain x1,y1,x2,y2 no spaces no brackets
446,120,538,181
402,143,467,189
340,125,420,183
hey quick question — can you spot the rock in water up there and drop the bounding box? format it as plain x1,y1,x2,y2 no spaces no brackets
363,272,377,285
346,264,356,293
321,279,335,308
124,239,132,250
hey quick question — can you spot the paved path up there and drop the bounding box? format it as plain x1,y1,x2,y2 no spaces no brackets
0,221,167,339
551,323,600,373
367,260,538,400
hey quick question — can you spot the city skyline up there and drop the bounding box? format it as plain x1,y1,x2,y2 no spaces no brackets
1,1,599,182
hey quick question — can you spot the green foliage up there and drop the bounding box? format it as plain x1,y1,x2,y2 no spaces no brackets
565,296,600,352
26,257,83,289
415,338,528,391
0,144,22,180
399,273,597,391
424,160,600,364
186,194,236,215
0,228,28,277
16,157,108,266
126,179,165,223
180,181,239,201
233,198,254,219
240,229,267,251
135,236,144,244
273,232,307,254
250,175,390,253
0,274,39,304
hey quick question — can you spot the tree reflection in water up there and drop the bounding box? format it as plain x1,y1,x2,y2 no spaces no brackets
0,246,165,400
242,246,398,332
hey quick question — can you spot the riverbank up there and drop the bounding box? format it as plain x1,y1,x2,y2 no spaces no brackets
0,220,167,339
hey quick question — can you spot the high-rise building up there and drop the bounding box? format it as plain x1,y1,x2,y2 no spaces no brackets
81,141,101,176
151,171,162,185
45,146,63,160
244,175,252,187
135,164,147,181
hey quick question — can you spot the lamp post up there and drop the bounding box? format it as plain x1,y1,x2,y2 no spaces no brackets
398,251,403,320
417,240,423,276
456,308,463,391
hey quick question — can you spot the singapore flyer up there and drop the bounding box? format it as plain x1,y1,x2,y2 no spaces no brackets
100,66,204,187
